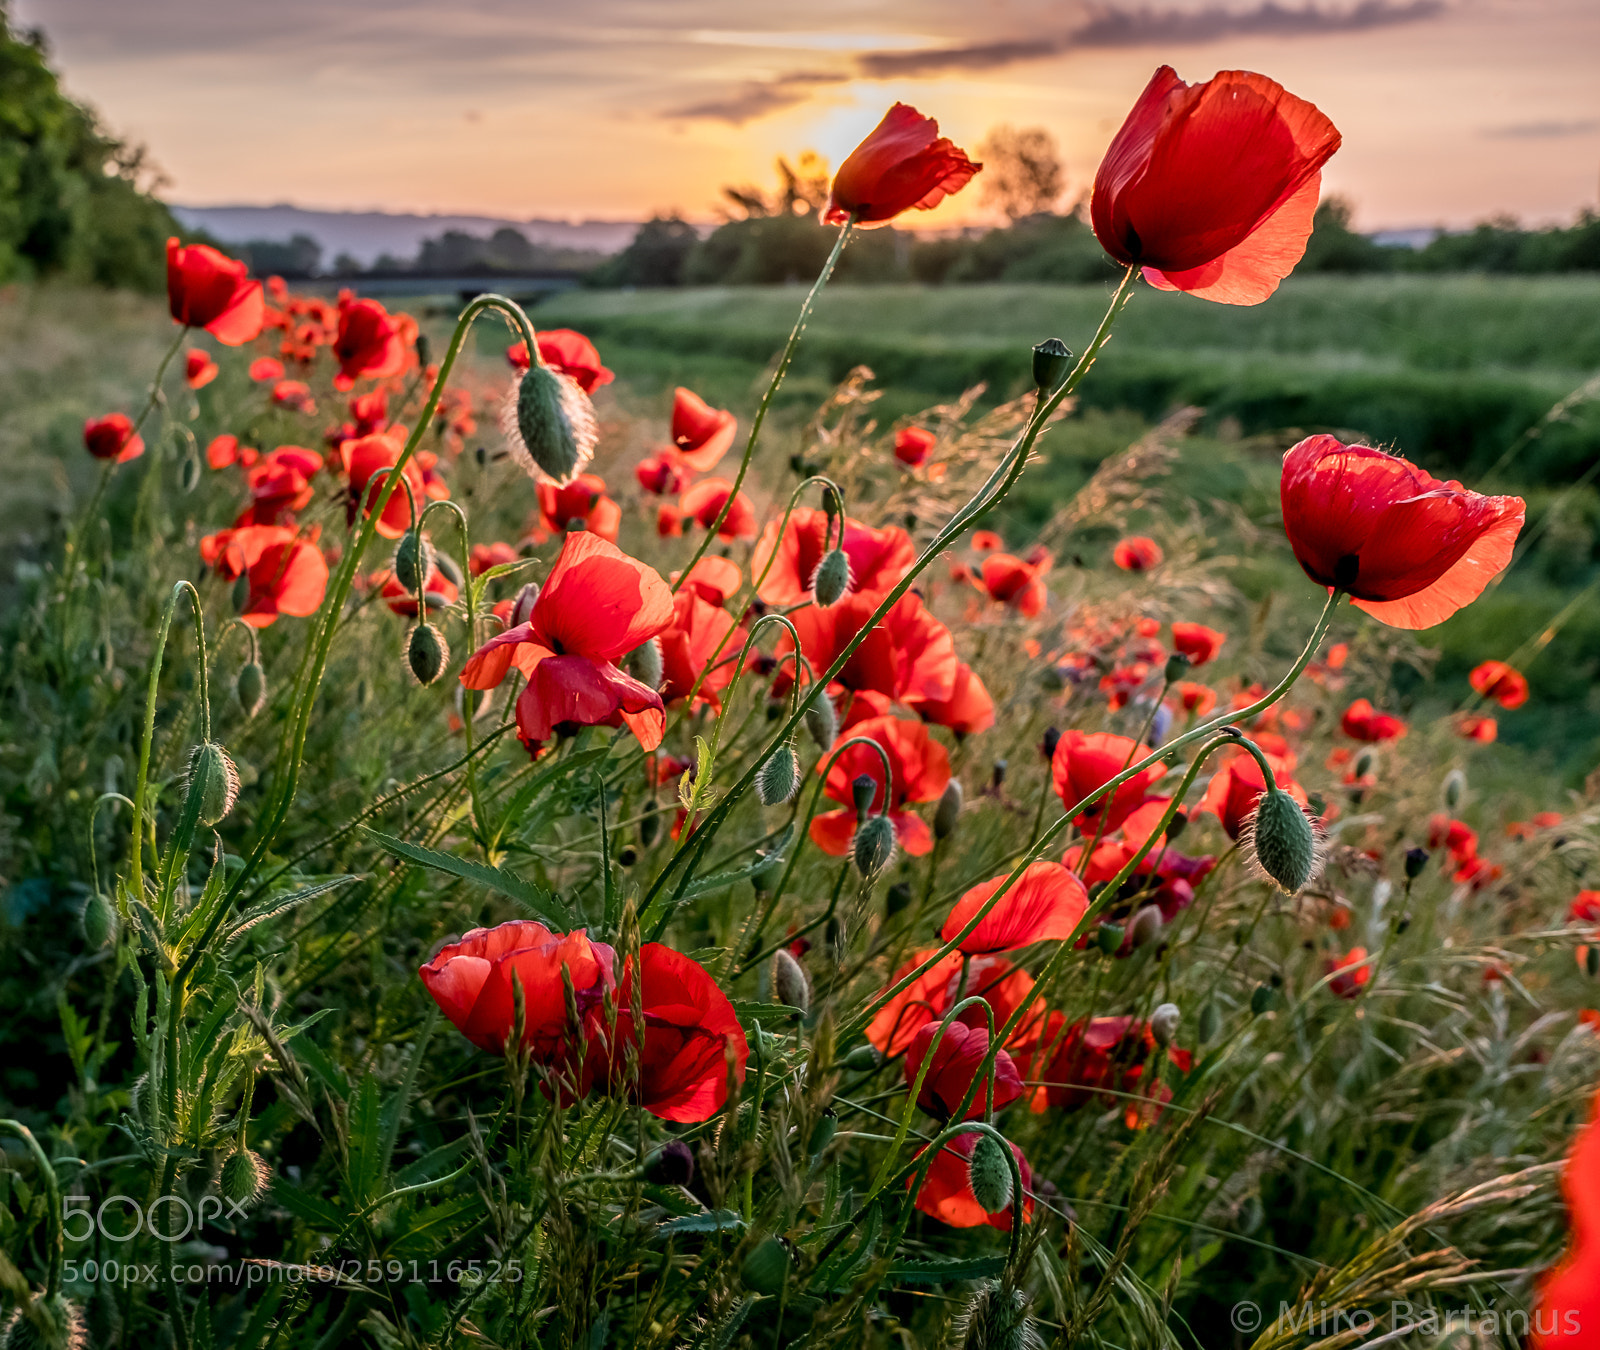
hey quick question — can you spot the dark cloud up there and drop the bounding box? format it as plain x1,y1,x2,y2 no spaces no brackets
856,38,1060,78
1481,117,1600,139
664,71,849,125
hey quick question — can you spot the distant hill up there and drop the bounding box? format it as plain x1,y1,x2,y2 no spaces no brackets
170,206,642,269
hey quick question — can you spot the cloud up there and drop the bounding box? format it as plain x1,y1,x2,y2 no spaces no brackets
1481,117,1600,140
664,71,849,125
856,37,1061,78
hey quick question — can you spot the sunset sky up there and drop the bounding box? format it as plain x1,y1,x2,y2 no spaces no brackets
13,0,1600,230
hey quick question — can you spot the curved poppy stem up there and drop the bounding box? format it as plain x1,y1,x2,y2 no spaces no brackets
0,1121,63,1298
670,215,856,592
420,496,487,846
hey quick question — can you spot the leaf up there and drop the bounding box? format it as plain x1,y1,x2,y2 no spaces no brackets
346,1073,385,1207
223,875,361,948
364,828,572,927
676,825,795,903
654,1209,745,1239
271,1178,350,1232
886,1255,1006,1286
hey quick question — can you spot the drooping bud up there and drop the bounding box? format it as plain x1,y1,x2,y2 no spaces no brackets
230,572,250,614
1243,786,1324,894
811,548,851,607
510,582,540,627
807,1111,838,1160
1032,337,1074,394
81,892,116,949
1404,846,1430,880
1444,768,1467,810
0,1293,85,1350
220,1146,271,1208
642,1139,695,1188
740,1236,791,1295
1129,904,1164,948
235,661,266,718
1095,923,1124,955
501,363,598,486
625,638,663,691
1150,1002,1181,1047
967,1135,1013,1214
187,742,240,828
392,530,435,596
1040,727,1061,761
756,743,800,806
771,948,810,1014
1197,1001,1221,1045
1164,651,1191,684
1353,748,1377,780
407,622,449,685
803,688,838,750
934,779,963,840
955,1280,1039,1350
885,881,912,917
851,773,878,820
843,1044,882,1073
852,814,896,878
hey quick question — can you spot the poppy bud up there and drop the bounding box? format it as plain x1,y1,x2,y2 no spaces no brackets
750,849,785,893
1032,337,1073,394
434,551,465,588
1150,1002,1181,1047
235,661,266,718
2,1293,84,1350
81,891,116,949
1165,810,1188,843
187,742,240,828
803,689,838,749
772,948,810,1014
740,1236,791,1295
811,548,851,607
992,759,1008,789
1444,768,1466,810
502,363,598,487
1404,846,1429,880
1040,727,1061,761
844,1044,882,1073
1129,904,1164,948
853,814,896,878
642,1140,695,1187
885,880,913,916
1250,983,1278,1015
1095,923,1124,954
955,1281,1036,1350
756,743,800,806
1244,786,1324,894
1197,1001,1221,1044
822,484,843,525
231,572,251,614
510,582,540,627
933,779,963,840
1589,946,1600,980
617,846,637,867
851,773,877,820
407,622,449,685
1164,651,1192,684
1354,749,1377,780
180,454,202,493
392,530,435,596
639,804,660,846
625,638,663,691
967,1134,1013,1214
220,1146,270,1207
808,1110,838,1160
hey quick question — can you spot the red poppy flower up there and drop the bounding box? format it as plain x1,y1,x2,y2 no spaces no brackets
971,530,1003,552
943,861,1088,957
1454,713,1498,743
536,474,621,544
866,949,1045,1059
636,447,692,496
1170,622,1225,666
910,1130,1032,1230
678,478,756,540
237,445,320,525
671,387,738,472
1112,536,1163,572
250,357,284,382
824,103,980,227
904,1021,1023,1121
658,589,747,712
1052,731,1165,833
201,524,328,628
419,920,616,1078
1469,659,1529,709
1197,750,1306,841
778,592,957,710
185,348,218,390
1571,892,1600,925
1532,1087,1600,1349
166,238,265,344
1174,681,1218,716
1325,947,1371,999
1281,435,1525,629
584,943,747,1122
894,425,936,468
343,429,423,539
506,340,531,372
1507,812,1562,841
206,434,244,469
1039,1016,1189,1123
675,556,742,606
810,714,951,858
980,553,1048,617
272,379,316,415
460,531,673,753
751,508,916,607
657,503,683,538
1341,698,1407,743
332,297,408,390
1427,814,1478,861
83,413,144,464
375,564,458,617
1091,67,1340,305
535,329,613,395
469,541,518,576
914,661,996,737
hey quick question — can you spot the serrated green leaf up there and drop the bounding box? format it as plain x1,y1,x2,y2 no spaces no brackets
364,828,571,926
223,875,361,948
347,1073,384,1206
272,1178,350,1232
654,1209,745,1239
886,1255,1006,1286
675,825,795,903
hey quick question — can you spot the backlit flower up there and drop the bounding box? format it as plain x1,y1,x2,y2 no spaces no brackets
914,661,995,737
778,592,957,710
1170,622,1225,666
469,541,518,576
941,860,1089,955
1174,681,1218,716
750,508,916,607
185,348,218,390
679,478,756,540
894,425,936,468
342,429,424,539
1469,659,1528,709
1052,730,1166,833
635,448,692,496
810,714,950,858
866,949,1044,1059
1038,1015,1190,1125
658,589,747,712
250,357,284,382
201,524,328,628
1531,1086,1600,1349
533,329,613,394
83,413,144,464
824,103,980,227
670,387,738,472
1197,750,1306,841
1454,713,1498,743
536,474,621,544
1341,698,1407,743
904,1021,1023,1121
1112,536,1163,572
1325,947,1371,999
166,238,265,344
979,552,1048,617
333,297,408,389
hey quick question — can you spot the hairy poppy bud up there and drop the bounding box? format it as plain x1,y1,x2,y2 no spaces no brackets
772,948,810,1014
434,550,464,589
392,530,435,596
885,880,912,916
811,548,851,607
1095,922,1124,955
1404,846,1429,880
407,622,449,685
1,1293,84,1350
626,638,663,691
1164,651,1192,684
844,1044,882,1073
230,572,250,615
757,743,800,805
803,689,838,750
740,1236,791,1295
1129,904,1164,948
934,779,963,840
1040,726,1061,761
1032,337,1073,394
1444,768,1466,810
1250,983,1278,1015
502,363,598,486
1150,1002,1181,1047
510,582,540,627
956,1280,1037,1350
220,1146,270,1208
81,891,116,949
235,661,266,718
1244,786,1324,894
853,814,896,878
187,742,240,828
1197,1001,1221,1044
642,1140,695,1188
808,1110,838,1160
968,1134,1013,1214
1354,749,1377,780
851,773,877,820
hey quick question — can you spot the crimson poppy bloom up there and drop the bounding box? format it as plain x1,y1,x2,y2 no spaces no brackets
658,589,747,712
914,661,996,737
910,1130,1032,1230
980,553,1048,618
250,357,284,382
1052,731,1166,833
343,430,424,539
419,920,616,1079
537,329,614,394
904,1021,1023,1121
1427,814,1478,861
207,434,244,469
1170,622,1225,666
1325,947,1371,999
942,861,1089,956
675,556,742,606
185,348,218,390
238,445,321,526
1532,1087,1600,1348
1571,892,1600,925
584,943,747,1122
375,564,458,617
824,104,980,227
83,413,144,464
971,530,1003,552
636,448,692,496
866,949,1045,1059
272,379,316,415
1091,67,1340,305
1341,698,1407,743
678,478,756,540
1112,536,1163,572
166,238,265,344
1469,659,1529,709
751,508,916,607
460,531,673,753
810,714,951,858
536,474,621,544
778,592,957,710
1039,1016,1190,1120
469,541,518,576
671,387,738,472
657,503,683,537
1197,750,1306,841
201,524,328,628
1454,713,1498,743
332,297,407,389
1281,435,1524,629
1175,681,1218,716
894,425,936,468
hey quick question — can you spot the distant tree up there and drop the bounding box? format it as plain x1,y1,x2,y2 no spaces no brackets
975,126,1064,221
238,233,322,277
332,253,363,277
719,152,831,221
585,216,699,288
1298,197,1397,273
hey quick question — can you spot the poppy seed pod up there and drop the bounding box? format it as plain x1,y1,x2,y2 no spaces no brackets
740,1236,791,1295
220,1146,271,1207
803,688,838,749
851,773,878,819
844,1044,882,1072
81,891,116,949
1032,337,1073,394
1404,846,1430,879
967,1134,1014,1214
235,661,266,718
510,582,540,628
407,622,449,686
625,638,663,692
853,814,897,878
392,530,435,596
756,743,800,806
934,778,963,839
955,1280,1039,1350
502,363,598,487
1244,786,1324,894
1150,1002,1181,1047
187,742,240,828
1,1293,85,1350
772,948,810,1014
811,548,852,607
1444,768,1467,810
1164,651,1192,684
